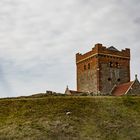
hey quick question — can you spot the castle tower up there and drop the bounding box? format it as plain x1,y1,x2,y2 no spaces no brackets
76,43,130,95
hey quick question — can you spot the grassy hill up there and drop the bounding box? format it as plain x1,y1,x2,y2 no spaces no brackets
0,96,140,140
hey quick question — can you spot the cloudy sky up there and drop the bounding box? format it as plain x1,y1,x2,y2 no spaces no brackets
0,0,140,97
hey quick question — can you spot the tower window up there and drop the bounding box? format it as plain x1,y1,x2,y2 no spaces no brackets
88,63,90,69
109,62,113,67
108,78,111,81
117,78,121,82
84,65,86,70
116,62,119,68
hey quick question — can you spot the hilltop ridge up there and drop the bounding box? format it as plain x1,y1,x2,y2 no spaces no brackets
0,96,140,140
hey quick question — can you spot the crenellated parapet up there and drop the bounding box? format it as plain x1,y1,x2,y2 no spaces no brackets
76,43,130,64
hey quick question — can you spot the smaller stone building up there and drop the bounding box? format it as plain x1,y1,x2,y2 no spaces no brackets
65,86,87,96
111,75,140,96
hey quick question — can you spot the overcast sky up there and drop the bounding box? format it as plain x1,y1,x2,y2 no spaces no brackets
0,0,140,97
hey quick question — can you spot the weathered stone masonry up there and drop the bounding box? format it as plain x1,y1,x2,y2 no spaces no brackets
76,43,130,95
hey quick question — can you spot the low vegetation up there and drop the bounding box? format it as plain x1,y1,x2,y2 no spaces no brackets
0,96,140,140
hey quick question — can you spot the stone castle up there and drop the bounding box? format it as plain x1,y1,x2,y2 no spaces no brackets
65,43,140,96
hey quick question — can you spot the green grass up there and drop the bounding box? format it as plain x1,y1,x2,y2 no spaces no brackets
0,96,140,140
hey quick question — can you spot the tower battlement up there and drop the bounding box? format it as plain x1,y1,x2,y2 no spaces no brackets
76,43,130,64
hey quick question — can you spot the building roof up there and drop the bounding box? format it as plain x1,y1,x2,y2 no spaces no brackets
108,46,119,51
68,90,84,95
65,86,87,95
112,81,134,96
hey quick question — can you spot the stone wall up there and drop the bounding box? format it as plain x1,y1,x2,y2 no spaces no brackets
99,55,130,94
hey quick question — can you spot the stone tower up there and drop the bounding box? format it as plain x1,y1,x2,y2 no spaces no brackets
76,43,130,95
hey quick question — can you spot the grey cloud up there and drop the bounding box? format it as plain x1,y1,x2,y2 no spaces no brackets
134,17,140,24
0,0,140,97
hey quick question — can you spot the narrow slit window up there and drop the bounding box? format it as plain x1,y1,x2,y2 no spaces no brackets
84,65,86,70
88,63,90,69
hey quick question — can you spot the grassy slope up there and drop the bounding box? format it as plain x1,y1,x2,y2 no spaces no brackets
0,96,140,140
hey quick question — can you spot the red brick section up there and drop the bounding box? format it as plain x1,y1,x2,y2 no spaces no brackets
112,81,134,96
